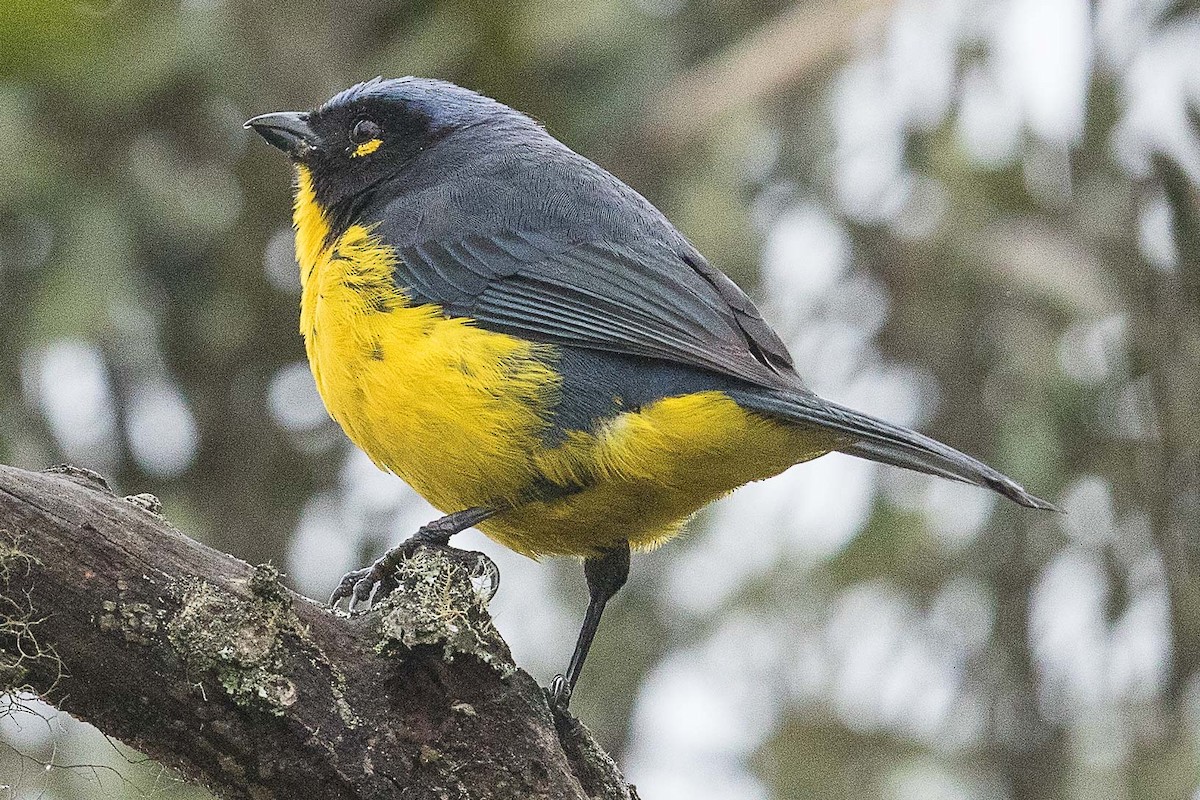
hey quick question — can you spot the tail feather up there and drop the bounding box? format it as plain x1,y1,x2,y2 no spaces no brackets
730,389,1059,511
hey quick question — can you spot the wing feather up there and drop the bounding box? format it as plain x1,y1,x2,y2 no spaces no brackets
391,229,798,389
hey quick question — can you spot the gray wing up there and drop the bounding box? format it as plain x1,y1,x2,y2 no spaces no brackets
352,123,801,390
383,227,799,390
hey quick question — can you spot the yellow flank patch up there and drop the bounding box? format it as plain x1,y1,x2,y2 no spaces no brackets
485,392,839,556
351,138,382,158
290,165,840,559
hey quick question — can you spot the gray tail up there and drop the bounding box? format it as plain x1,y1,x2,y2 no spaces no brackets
729,389,1059,511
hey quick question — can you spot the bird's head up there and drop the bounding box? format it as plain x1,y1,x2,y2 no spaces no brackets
245,77,511,211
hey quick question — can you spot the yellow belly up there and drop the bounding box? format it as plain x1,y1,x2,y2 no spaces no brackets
299,221,559,515
293,169,838,557
496,392,836,555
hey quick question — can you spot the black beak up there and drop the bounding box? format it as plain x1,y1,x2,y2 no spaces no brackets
244,111,319,159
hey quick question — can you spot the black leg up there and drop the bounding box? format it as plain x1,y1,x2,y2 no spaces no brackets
329,505,496,609
550,541,630,709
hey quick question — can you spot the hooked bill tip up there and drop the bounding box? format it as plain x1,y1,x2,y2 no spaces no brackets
245,111,318,158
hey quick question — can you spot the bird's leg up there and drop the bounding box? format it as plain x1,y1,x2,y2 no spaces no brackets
329,505,497,611
550,541,630,709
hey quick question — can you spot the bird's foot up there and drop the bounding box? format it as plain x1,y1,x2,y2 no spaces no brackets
329,540,500,613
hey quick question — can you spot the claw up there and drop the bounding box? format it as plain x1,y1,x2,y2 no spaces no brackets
549,674,572,710
353,574,376,604
330,505,499,611
469,551,501,602
329,566,371,607
329,541,500,612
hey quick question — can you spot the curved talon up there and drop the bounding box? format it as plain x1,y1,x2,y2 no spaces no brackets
549,674,572,709
330,506,499,611
469,552,501,602
329,567,372,606
330,540,501,612
353,573,377,604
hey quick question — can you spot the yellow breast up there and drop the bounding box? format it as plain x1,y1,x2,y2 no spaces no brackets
292,168,560,513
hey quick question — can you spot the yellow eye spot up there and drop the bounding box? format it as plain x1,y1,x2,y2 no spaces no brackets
351,138,382,158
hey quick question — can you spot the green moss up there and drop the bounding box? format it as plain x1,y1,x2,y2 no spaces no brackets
374,548,513,677
166,564,302,715
97,599,162,645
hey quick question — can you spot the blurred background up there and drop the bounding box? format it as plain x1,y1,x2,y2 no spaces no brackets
1,0,1198,797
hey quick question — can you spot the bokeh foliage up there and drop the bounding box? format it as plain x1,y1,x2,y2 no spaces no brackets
0,1,1197,798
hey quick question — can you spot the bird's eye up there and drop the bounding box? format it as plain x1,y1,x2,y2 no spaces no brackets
350,118,381,144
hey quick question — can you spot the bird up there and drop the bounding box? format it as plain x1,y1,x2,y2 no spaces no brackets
246,77,1056,708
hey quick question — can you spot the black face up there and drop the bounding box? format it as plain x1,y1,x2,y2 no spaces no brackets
246,93,448,214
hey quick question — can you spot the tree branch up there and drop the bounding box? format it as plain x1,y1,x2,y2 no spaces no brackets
0,463,637,800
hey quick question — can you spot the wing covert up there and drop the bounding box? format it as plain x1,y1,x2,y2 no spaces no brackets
390,228,800,389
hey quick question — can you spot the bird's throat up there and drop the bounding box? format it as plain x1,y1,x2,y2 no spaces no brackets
293,166,330,292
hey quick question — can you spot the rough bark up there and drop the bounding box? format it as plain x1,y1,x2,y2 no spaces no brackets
0,463,638,800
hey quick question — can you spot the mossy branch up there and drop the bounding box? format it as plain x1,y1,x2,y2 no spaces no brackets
0,463,637,800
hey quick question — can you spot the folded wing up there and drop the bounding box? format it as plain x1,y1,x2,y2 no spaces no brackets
393,228,800,390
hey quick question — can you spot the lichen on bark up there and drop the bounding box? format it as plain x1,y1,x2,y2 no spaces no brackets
166,563,304,714
374,547,514,676
0,530,61,699
0,464,641,799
